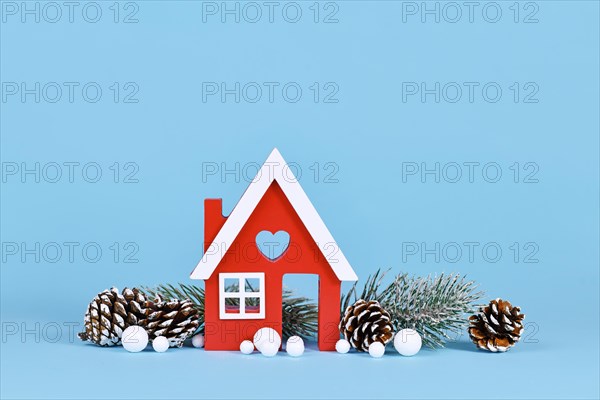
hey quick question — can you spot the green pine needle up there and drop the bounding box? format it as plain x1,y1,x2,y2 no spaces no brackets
341,269,484,348
281,289,318,339
142,283,318,340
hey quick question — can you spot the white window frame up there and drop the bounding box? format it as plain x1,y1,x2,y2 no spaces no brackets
219,272,265,319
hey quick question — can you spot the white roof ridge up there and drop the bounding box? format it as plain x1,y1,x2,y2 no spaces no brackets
190,148,358,281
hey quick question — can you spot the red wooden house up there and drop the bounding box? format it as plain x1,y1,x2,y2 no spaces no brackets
190,148,358,351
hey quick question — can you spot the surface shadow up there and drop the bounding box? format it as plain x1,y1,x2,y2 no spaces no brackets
444,340,482,353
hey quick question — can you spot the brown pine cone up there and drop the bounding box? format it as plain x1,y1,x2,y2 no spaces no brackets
468,298,525,352
144,295,200,348
78,287,148,346
339,299,394,351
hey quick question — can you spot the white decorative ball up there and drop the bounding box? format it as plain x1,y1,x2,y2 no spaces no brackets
394,328,422,356
335,339,351,354
191,334,205,348
253,327,281,352
285,336,304,357
240,340,254,354
122,325,148,353
368,341,386,358
260,341,279,357
152,336,169,353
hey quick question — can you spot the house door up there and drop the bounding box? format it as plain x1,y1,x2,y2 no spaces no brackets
282,274,319,347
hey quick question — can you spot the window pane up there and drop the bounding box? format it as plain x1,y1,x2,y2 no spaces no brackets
245,278,260,293
224,278,239,292
225,298,240,313
245,297,260,314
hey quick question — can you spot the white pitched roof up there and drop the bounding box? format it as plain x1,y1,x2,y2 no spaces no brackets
190,148,358,282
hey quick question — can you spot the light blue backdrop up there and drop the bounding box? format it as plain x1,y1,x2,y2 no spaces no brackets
1,1,598,399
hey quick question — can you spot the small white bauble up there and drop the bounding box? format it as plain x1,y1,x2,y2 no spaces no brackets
285,336,304,357
260,341,279,357
122,325,148,353
191,334,205,348
335,339,351,354
152,336,169,353
253,327,281,352
394,328,422,356
368,341,385,358
240,340,254,354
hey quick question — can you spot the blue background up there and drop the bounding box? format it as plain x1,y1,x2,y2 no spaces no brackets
1,1,599,398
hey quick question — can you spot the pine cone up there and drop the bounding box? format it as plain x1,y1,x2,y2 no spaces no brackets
468,298,525,352
144,295,200,348
339,299,394,351
78,287,148,346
